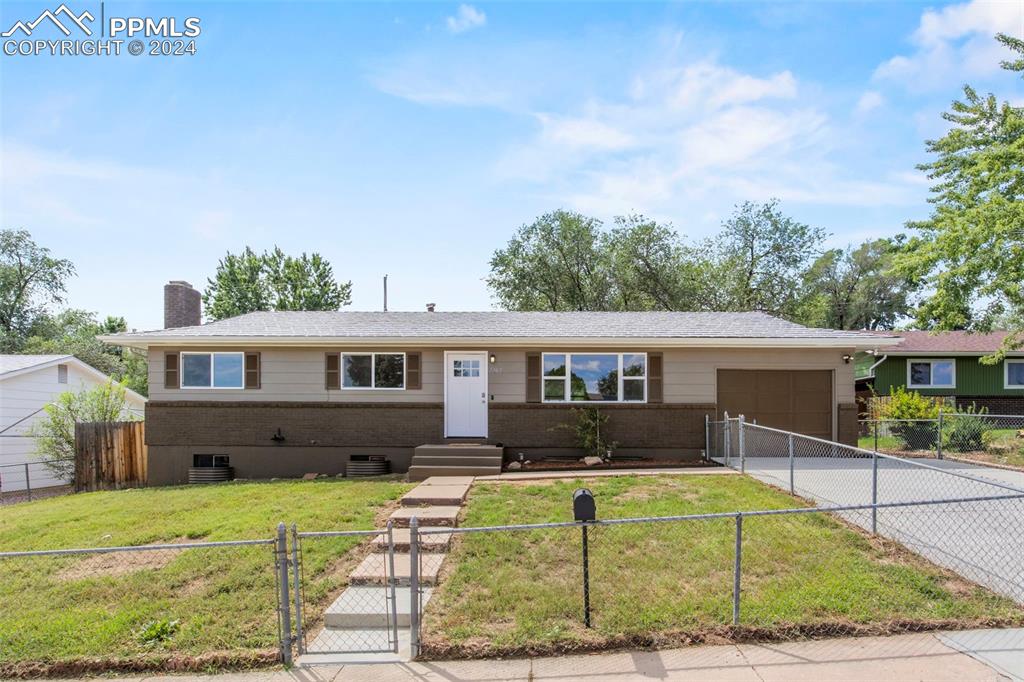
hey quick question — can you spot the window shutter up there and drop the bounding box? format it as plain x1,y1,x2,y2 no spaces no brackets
244,352,261,389
406,352,421,390
526,352,542,403
325,352,340,390
648,352,663,403
164,353,179,389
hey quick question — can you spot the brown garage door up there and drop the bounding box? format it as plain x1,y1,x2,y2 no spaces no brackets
717,369,833,440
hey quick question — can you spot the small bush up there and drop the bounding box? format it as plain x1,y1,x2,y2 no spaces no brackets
943,404,993,453
879,387,940,451
136,618,179,646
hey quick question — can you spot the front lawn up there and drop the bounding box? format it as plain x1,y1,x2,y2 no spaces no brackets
0,478,412,672
422,475,1023,656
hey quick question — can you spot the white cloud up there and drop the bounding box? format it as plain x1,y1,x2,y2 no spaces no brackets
446,4,486,34
855,90,885,115
536,113,635,150
874,0,1024,89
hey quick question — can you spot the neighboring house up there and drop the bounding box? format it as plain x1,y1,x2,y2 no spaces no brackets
858,331,1024,413
0,355,147,491
100,281,896,484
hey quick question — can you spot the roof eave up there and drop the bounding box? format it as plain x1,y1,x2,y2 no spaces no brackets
99,334,899,350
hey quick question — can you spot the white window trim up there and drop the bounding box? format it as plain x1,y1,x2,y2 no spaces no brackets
1005,359,1024,389
906,358,956,389
541,352,647,404
180,351,245,389
340,351,406,390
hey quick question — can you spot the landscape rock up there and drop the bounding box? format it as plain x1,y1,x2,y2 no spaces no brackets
507,461,522,471
583,456,603,466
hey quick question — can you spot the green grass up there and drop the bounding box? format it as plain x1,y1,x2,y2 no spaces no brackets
423,475,1023,655
0,478,412,667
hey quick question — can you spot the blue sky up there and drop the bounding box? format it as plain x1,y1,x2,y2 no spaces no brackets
2,0,1023,330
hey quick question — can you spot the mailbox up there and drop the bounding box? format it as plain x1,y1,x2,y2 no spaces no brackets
573,488,596,522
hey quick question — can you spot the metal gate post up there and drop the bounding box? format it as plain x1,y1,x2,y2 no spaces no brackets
276,522,293,665
409,516,420,659
871,452,878,534
386,520,399,653
732,513,743,625
24,463,31,502
788,433,795,494
936,411,944,460
704,414,710,461
290,524,304,654
724,412,731,467
738,415,746,473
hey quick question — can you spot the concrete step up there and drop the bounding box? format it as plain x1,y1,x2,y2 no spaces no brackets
414,444,503,457
408,465,500,481
410,455,504,467
371,527,452,553
420,476,475,486
400,483,471,506
349,552,446,586
323,586,433,628
389,505,461,527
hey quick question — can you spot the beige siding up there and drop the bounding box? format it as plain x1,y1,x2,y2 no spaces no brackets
148,346,855,405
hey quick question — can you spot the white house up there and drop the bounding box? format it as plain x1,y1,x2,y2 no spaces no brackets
0,355,146,493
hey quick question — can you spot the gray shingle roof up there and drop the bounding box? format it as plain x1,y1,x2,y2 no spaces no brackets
0,354,72,376
106,311,892,341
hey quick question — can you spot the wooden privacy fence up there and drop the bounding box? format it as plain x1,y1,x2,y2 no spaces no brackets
74,421,147,491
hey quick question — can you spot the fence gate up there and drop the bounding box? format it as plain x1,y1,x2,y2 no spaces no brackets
292,526,400,655
74,421,147,491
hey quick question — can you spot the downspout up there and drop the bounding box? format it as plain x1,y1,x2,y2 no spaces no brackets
867,353,888,377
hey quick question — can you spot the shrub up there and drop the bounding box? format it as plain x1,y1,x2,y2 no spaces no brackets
943,404,992,453
879,387,940,451
566,406,617,458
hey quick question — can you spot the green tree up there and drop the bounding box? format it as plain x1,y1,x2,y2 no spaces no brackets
20,310,149,395
487,210,613,311
898,33,1024,359
0,229,75,351
203,246,352,320
712,200,827,317
30,380,138,480
797,238,917,330
605,214,704,311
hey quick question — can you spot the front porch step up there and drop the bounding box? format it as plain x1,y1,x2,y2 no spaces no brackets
371,527,452,553
407,465,500,481
389,505,461,527
349,552,446,586
323,586,433,628
414,444,503,457
400,484,471,506
409,455,503,467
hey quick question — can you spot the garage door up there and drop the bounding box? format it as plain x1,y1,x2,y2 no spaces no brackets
717,369,833,440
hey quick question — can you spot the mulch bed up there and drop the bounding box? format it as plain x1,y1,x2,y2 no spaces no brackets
507,459,714,473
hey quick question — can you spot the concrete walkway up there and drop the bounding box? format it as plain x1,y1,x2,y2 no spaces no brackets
109,629,1022,681
476,466,737,482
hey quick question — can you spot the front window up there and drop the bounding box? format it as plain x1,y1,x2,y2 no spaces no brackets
1006,360,1024,389
181,352,244,388
907,359,955,388
542,353,646,403
342,352,405,389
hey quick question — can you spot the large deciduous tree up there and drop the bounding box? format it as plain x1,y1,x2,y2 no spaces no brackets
203,246,352,320
0,229,75,351
898,33,1024,358
797,238,916,330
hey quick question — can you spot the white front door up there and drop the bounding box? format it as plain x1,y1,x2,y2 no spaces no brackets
445,352,488,438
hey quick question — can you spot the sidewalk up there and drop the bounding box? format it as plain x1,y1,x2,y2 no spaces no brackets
98,629,1023,681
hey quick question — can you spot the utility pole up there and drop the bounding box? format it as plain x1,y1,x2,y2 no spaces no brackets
383,274,388,312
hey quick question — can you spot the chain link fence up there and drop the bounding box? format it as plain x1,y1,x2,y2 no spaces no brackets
0,458,74,505
860,413,1024,469
709,416,1024,603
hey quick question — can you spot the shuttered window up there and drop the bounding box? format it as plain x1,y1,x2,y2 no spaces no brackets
648,352,663,403
526,352,542,402
406,352,422,390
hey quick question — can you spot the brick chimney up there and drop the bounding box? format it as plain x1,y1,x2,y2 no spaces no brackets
164,281,201,328
426,303,436,312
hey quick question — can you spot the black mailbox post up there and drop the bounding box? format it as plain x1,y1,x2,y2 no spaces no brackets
573,488,596,627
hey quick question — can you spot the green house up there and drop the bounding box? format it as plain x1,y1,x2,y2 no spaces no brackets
858,331,1024,414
